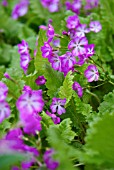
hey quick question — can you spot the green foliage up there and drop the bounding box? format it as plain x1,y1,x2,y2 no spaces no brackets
98,90,114,115
59,71,74,106
83,113,114,168
0,153,30,170
47,119,78,170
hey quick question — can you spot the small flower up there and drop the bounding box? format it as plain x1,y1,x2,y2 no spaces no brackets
50,97,66,115
43,149,59,170
89,21,102,33
85,0,99,10
20,53,31,74
12,0,29,20
41,42,53,58
46,111,60,124
16,88,44,114
72,82,83,97
18,40,29,55
4,72,11,79
40,0,59,13
0,101,10,123
20,112,42,135
47,24,55,42
84,64,99,82
35,76,46,86
22,85,32,93
85,44,95,57
66,15,79,29
61,51,76,69
48,52,62,71
2,0,8,6
66,0,82,14
75,24,90,37
0,81,8,101
68,36,88,56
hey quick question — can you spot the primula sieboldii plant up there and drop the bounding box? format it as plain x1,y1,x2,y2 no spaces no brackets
1,0,114,169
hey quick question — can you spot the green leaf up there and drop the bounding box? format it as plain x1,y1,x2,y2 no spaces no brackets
0,153,30,170
98,90,114,115
84,113,114,168
59,71,74,106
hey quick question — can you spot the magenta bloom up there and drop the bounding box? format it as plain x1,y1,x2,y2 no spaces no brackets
46,111,60,124
18,40,29,55
85,44,95,57
12,0,29,20
85,0,99,10
40,0,59,12
66,0,82,14
72,82,83,97
66,15,79,29
4,72,11,79
75,54,86,66
75,24,90,37
20,53,31,74
41,42,53,58
35,76,46,86
20,112,42,135
0,101,10,123
50,97,66,115
68,36,88,56
61,51,76,70
16,89,44,114
0,81,8,101
2,0,8,6
90,21,102,33
84,64,99,82
43,149,59,170
48,53,62,71
47,24,55,42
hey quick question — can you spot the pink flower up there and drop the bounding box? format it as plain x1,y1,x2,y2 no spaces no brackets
50,97,66,115
0,101,10,123
90,21,102,33
66,15,79,29
16,88,44,115
35,76,46,86
72,82,83,97
0,81,8,101
68,36,88,56
18,40,29,55
84,64,99,82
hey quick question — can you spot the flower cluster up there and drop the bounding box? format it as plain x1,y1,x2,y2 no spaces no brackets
40,0,60,12
18,40,31,74
41,12,102,98
65,0,82,14
0,81,10,123
85,0,99,10
12,0,29,20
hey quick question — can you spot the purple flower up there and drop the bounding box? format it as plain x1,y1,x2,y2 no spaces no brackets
0,101,10,123
22,85,32,93
50,98,66,115
40,0,59,12
89,21,102,33
68,36,88,56
5,128,23,142
2,0,8,6
85,0,99,10
0,81,8,101
85,44,95,57
48,52,62,71
20,112,42,135
16,88,44,115
12,0,29,20
75,24,90,37
20,53,31,74
66,15,79,29
4,72,11,79
46,111,60,124
35,76,46,86
47,24,55,42
66,0,82,14
84,64,99,82
61,51,76,70
43,149,59,170
75,54,86,66
52,39,60,47
72,82,83,97
41,42,53,58
18,40,29,55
